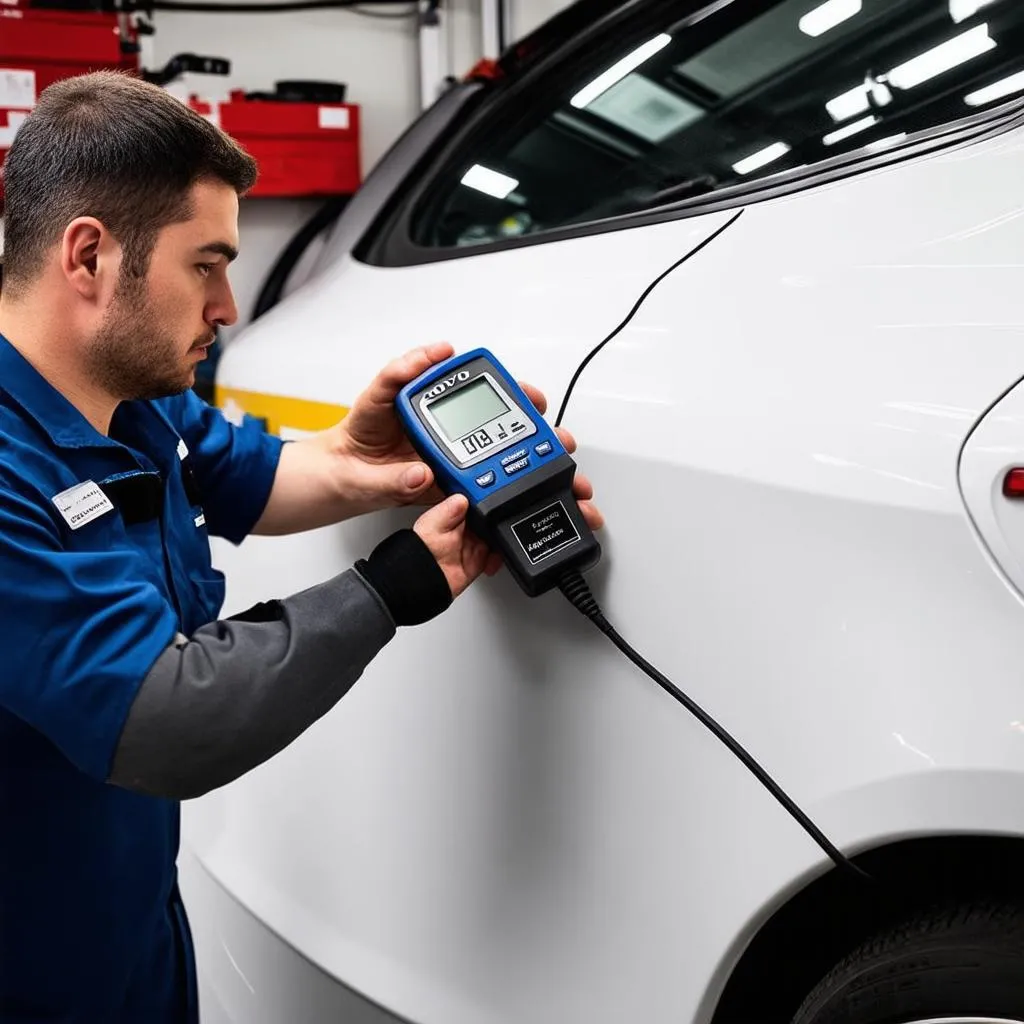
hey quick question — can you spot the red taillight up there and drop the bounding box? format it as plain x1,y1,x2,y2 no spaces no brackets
1003,468,1024,497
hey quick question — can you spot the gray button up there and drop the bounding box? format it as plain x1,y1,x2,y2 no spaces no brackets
503,457,530,476
475,471,496,487
500,447,529,466
534,441,553,456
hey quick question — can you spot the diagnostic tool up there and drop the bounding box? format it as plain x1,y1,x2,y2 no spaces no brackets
395,347,869,883
397,348,600,596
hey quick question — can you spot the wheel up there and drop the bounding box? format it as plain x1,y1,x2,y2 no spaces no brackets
791,902,1024,1024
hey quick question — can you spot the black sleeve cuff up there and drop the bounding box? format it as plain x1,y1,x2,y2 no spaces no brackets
356,529,453,626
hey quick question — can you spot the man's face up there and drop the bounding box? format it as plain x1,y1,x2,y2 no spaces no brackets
86,179,240,401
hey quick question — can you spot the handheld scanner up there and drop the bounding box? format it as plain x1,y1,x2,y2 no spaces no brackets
396,348,601,596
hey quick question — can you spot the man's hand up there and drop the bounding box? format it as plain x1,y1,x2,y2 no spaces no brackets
412,494,501,599
254,343,605,536
333,343,605,528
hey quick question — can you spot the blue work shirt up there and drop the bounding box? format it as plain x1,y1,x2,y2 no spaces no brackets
0,333,284,1022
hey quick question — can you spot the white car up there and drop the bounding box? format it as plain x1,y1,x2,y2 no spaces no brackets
181,0,1024,1021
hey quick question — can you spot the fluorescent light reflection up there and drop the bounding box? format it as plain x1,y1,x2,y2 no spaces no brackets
887,24,995,90
732,141,791,175
965,69,1024,105
461,164,518,199
823,114,879,145
571,34,672,109
799,0,862,38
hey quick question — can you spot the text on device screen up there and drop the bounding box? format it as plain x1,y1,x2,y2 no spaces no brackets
429,378,510,441
422,372,535,467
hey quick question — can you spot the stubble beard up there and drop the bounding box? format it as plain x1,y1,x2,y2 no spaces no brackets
87,275,213,402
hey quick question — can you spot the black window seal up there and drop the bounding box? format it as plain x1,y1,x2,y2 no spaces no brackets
357,0,1024,269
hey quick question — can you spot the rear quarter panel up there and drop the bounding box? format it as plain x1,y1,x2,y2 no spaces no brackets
189,125,1024,1023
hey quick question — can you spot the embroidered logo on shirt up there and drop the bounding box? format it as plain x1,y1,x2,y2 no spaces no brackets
177,438,189,461
52,481,115,530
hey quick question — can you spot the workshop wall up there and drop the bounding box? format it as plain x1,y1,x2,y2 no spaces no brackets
151,0,486,340
509,0,570,38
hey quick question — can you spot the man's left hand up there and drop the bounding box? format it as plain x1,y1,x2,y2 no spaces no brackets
330,342,604,530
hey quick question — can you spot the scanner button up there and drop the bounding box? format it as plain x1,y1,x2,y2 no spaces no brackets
500,448,529,466
534,441,553,456
503,457,530,476
475,470,496,487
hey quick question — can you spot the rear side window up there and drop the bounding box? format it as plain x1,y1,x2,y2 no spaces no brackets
412,0,1024,249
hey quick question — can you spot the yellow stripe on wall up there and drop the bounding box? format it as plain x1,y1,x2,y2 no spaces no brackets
215,386,349,437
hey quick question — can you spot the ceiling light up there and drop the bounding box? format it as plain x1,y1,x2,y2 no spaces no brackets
826,77,892,122
826,84,871,121
965,69,1024,105
865,132,907,152
461,164,518,200
586,75,703,143
571,34,672,109
887,24,995,90
949,0,1001,24
799,0,862,37
732,142,791,176
822,114,879,145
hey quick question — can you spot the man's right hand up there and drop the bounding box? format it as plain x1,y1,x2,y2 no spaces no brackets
413,495,502,599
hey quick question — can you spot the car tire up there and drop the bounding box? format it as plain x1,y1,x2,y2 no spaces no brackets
791,902,1024,1024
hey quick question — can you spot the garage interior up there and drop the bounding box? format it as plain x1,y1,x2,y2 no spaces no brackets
2,0,565,355
4,1,1024,1022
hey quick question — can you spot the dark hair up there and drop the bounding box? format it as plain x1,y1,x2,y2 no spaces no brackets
1,71,257,296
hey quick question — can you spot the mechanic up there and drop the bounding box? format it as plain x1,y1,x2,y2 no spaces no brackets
0,71,603,1023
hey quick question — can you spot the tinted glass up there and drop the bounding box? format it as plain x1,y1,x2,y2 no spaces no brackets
413,0,1024,248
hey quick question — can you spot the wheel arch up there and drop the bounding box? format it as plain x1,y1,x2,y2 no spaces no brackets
711,833,1024,1024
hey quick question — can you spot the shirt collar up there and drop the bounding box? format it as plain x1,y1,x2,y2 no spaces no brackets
0,332,122,450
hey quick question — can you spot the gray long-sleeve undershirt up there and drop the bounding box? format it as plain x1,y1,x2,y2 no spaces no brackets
108,568,396,800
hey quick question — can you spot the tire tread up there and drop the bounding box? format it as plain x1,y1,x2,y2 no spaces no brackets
792,901,1024,1024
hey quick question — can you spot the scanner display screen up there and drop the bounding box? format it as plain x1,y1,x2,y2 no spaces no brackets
429,378,510,442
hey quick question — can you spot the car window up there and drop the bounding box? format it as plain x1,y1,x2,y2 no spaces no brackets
412,0,1024,249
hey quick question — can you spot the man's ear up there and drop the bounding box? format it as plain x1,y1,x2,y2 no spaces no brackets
61,217,120,301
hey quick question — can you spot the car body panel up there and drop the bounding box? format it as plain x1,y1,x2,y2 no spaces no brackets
188,119,1024,1022
212,208,740,412
563,129,1024,823
180,850,408,1024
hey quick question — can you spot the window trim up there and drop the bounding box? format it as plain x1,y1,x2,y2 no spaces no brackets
358,1,1024,268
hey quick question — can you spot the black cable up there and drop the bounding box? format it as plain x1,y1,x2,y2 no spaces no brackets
554,209,743,428
558,570,872,883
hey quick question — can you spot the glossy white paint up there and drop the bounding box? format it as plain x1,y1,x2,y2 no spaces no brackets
185,119,1024,1022
213,209,737,411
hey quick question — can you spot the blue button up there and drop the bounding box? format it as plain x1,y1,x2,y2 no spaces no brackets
534,441,553,456
500,447,529,466
475,470,496,487
503,457,530,476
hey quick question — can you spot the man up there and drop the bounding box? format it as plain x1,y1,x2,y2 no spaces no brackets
0,71,602,1023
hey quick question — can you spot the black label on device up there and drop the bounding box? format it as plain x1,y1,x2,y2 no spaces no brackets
511,501,580,565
